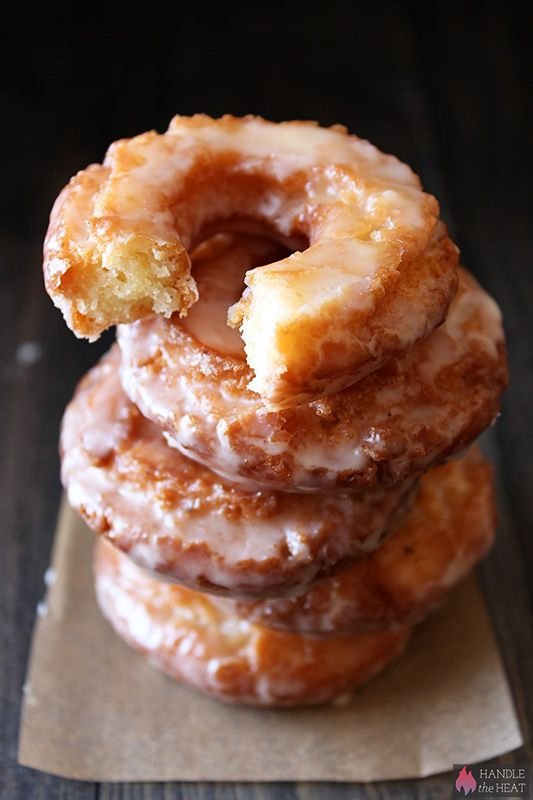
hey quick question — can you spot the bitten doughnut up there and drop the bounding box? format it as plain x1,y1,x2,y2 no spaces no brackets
118,247,507,492
223,448,495,633
44,114,458,407
61,348,414,597
94,539,412,707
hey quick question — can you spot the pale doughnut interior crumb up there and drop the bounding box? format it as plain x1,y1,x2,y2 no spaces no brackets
66,239,198,337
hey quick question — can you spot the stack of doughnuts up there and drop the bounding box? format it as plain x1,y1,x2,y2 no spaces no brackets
45,116,508,707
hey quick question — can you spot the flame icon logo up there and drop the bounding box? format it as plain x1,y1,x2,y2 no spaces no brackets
455,766,477,795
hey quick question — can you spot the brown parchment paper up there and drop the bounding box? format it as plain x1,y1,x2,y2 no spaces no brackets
18,498,523,782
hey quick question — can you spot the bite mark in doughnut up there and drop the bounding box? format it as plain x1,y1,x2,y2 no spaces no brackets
61,348,415,597
180,233,288,358
224,448,495,633
118,246,507,491
44,114,455,407
94,539,412,707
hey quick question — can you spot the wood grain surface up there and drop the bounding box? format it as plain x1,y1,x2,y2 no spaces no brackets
0,4,531,798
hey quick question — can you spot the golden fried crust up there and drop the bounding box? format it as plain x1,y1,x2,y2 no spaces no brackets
94,539,412,707
118,267,507,492
225,448,495,633
43,114,454,405
61,347,414,598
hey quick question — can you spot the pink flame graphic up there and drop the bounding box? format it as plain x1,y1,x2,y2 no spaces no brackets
455,766,477,795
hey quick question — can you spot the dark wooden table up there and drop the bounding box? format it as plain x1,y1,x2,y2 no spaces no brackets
1,5,531,798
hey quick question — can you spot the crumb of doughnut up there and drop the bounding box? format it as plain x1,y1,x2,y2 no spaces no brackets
44,166,198,339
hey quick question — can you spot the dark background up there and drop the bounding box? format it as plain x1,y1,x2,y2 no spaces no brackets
1,3,531,798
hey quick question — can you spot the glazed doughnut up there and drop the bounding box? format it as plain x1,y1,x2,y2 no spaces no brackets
223,448,495,633
44,114,458,407
118,251,507,492
61,348,414,597
94,539,412,707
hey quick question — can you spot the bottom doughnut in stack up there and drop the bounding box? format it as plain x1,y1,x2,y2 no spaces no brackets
92,446,495,707
94,539,412,707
